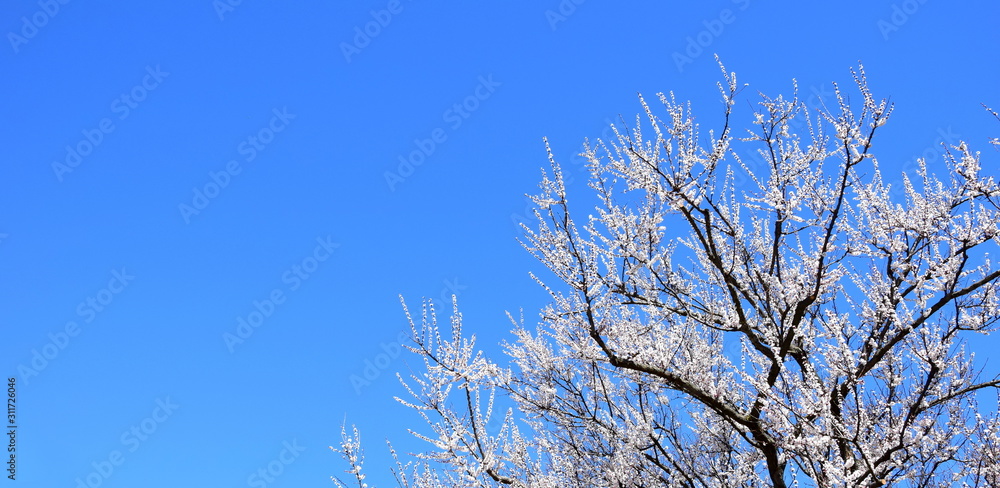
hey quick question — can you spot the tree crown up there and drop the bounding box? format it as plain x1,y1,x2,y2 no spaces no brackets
335,61,1000,488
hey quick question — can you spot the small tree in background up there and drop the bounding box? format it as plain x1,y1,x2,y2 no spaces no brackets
334,61,1000,487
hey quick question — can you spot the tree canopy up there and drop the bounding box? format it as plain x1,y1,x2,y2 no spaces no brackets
334,61,1000,487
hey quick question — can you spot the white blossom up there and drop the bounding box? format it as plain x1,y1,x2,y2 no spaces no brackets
334,63,1000,488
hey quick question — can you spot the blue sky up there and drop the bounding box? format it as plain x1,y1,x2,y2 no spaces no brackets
1,1,998,486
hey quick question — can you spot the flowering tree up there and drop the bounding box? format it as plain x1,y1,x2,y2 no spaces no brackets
334,62,1000,487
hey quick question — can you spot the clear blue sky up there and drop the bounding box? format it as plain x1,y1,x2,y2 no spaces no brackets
1,1,998,486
